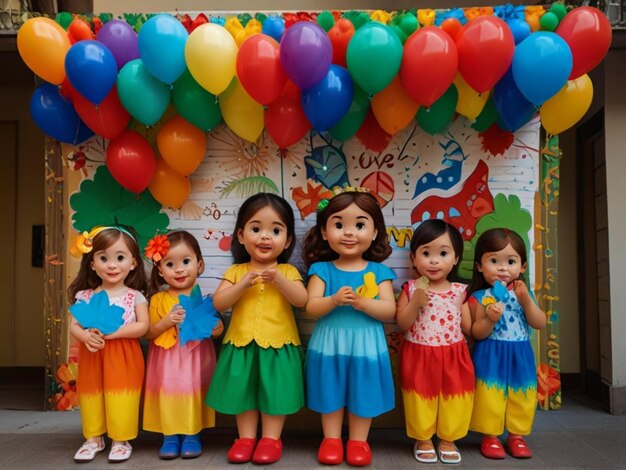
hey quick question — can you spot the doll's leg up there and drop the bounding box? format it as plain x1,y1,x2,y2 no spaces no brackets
236,409,259,438
318,409,345,465
322,409,344,438
260,413,286,439
227,410,259,463
347,413,371,441
346,413,372,466
251,414,286,464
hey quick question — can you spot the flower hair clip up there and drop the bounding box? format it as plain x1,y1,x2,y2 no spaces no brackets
145,234,170,262
317,199,330,212
73,226,136,257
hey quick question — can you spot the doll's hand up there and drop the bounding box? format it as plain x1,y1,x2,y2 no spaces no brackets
243,270,261,287
212,320,224,337
511,280,531,303
166,305,186,327
259,265,278,284
84,328,105,352
332,286,356,306
411,287,429,310
485,303,503,323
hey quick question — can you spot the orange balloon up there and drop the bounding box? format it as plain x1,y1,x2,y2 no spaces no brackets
371,75,419,135
68,18,95,42
157,116,207,175
17,17,71,84
148,159,191,209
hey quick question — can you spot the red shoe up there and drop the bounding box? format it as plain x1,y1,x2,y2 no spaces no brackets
346,440,371,466
480,436,506,459
252,437,283,464
227,437,257,463
317,437,344,465
506,435,532,459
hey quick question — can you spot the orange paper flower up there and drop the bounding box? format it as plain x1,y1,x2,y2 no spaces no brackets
54,362,79,411
292,180,333,220
145,234,170,262
536,363,561,403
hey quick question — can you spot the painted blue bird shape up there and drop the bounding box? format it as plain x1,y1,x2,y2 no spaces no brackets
68,290,125,335
178,285,220,346
305,144,349,190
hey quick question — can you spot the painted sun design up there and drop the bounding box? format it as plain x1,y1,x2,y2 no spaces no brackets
207,125,272,178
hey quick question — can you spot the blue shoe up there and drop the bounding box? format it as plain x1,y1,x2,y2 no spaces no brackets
159,435,181,460
181,433,202,459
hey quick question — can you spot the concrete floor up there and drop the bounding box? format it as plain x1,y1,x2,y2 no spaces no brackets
0,394,625,469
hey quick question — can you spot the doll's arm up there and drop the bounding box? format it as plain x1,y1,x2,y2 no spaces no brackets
353,280,396,322
145,304,185,339
266,269,308,308
396,288,427,331
212,271,259,312
471,302,501,340
305,275,337,318
513,280,547,329
460,302,472,336
69,315,104,352
105,301,150,339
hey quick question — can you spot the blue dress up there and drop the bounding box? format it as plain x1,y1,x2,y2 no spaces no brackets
305,261,396,418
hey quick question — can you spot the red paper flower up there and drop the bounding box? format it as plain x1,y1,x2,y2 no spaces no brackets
536,363,561,403
54,363,79,411
145,234,170,262
292,180,333,220
479,123,515,156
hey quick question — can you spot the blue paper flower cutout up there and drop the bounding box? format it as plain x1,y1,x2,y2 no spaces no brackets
69,290,125,335
178,285,219,346
492,280,511,303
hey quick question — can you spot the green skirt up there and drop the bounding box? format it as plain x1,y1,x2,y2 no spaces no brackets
205,341,304,415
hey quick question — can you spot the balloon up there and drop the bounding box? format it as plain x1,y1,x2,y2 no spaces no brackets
301,65,354,131
148,159,190,209
262,16,285,42
56,12,73,30
68,19,95,42
97,19,140,70
329,85,369,141
371,76,420,135
17,17,71,84
456,16,515,93
29,83,94,144
186,23,238,95
417,84,458,135
157,116,207,175
550,3,568,21
540,74,593,134
356,109,392,153
471,96,499,132
493,68,537,132
328,19,355,67
128,104,178,148
237,34,287,105
507,19,531,45
347,22,403,95
390,12,419,43
138,14,189,84
317,11,335,32
219,78,265,142
400,27,458,107
265,81,311,148
454,74,490,121
172,69,222,131
106,130,156,194
65,40,118,105
441,18,462,40
58,76,76,101
539,12,559,32
280,22,332,90
512,32,572,105
117,59,171,125
74,86,130,140
556,6,612,79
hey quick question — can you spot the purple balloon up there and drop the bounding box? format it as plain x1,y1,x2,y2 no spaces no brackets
280,22,332,90
97,19,139,70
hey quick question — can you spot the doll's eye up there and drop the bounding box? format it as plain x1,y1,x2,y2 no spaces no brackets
489,257,497,264
117,255,125,262
252,226,260,233
440,250,448,257
334,222,343,229
508,259,517,265
183,258,192,265
422,250,430,257
99,255,107,262
356,222,365,230
273,227,281,236
165,261,174,268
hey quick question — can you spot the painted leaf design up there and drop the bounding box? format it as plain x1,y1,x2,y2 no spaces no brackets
220,176,279,198
68,290,125,335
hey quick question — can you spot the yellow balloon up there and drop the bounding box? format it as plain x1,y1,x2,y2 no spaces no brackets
186,23,238,95
17,17,71,84
454,74,490,121
148,159,190,209
540,74,593,135
219,78,264,142
371,76,420,135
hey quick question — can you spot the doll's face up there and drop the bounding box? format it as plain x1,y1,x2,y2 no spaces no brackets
411,232,458,284
237,205,291,265
477,242,527,286
322,203,377,260
157,242,204,294
91,237,137,289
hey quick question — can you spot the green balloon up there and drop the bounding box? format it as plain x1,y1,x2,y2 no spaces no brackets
390,12,418,44
347,22,403,96
549,3,568,21
418,85,458,135
317,11,335,32
172,69,222,132
343,11,371,30
539,12,559,32
471,96,498,132
55,12,73,30
329,86,370,141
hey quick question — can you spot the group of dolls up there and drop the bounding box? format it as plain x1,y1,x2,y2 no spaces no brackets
67,189,546,465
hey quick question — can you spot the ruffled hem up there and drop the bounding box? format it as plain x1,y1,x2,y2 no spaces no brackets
224,337,301,349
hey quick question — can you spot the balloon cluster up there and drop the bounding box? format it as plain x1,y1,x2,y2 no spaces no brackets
18,5,612,207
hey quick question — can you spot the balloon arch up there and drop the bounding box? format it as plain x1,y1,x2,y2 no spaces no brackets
18,4,611,208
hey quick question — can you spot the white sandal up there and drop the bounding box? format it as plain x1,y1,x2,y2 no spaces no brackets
108,442,132,462
74,439,105,462
413,442,438,463
438,447,462,464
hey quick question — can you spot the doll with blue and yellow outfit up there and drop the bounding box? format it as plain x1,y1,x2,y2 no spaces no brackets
467,228,546,460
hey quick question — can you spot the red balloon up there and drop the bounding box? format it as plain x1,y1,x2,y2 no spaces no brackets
441,18,462,40
456,16,514,93
236,34,288,105
400,27,458,107
58,76,76,101
264,81,311,148
106,130,156,193
556,6,612,79
328,18,355,67
74,86,130,139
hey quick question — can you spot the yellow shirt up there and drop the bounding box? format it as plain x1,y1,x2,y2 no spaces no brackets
222,263,302,349
149,290,180,350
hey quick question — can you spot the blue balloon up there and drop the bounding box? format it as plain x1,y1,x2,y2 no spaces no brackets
302,65,354,131
262,16,285,42
493,68,536,132
507,19,530,45
30,84,94,144
138,14,189,84
65,40,117,105
512,32,573,105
